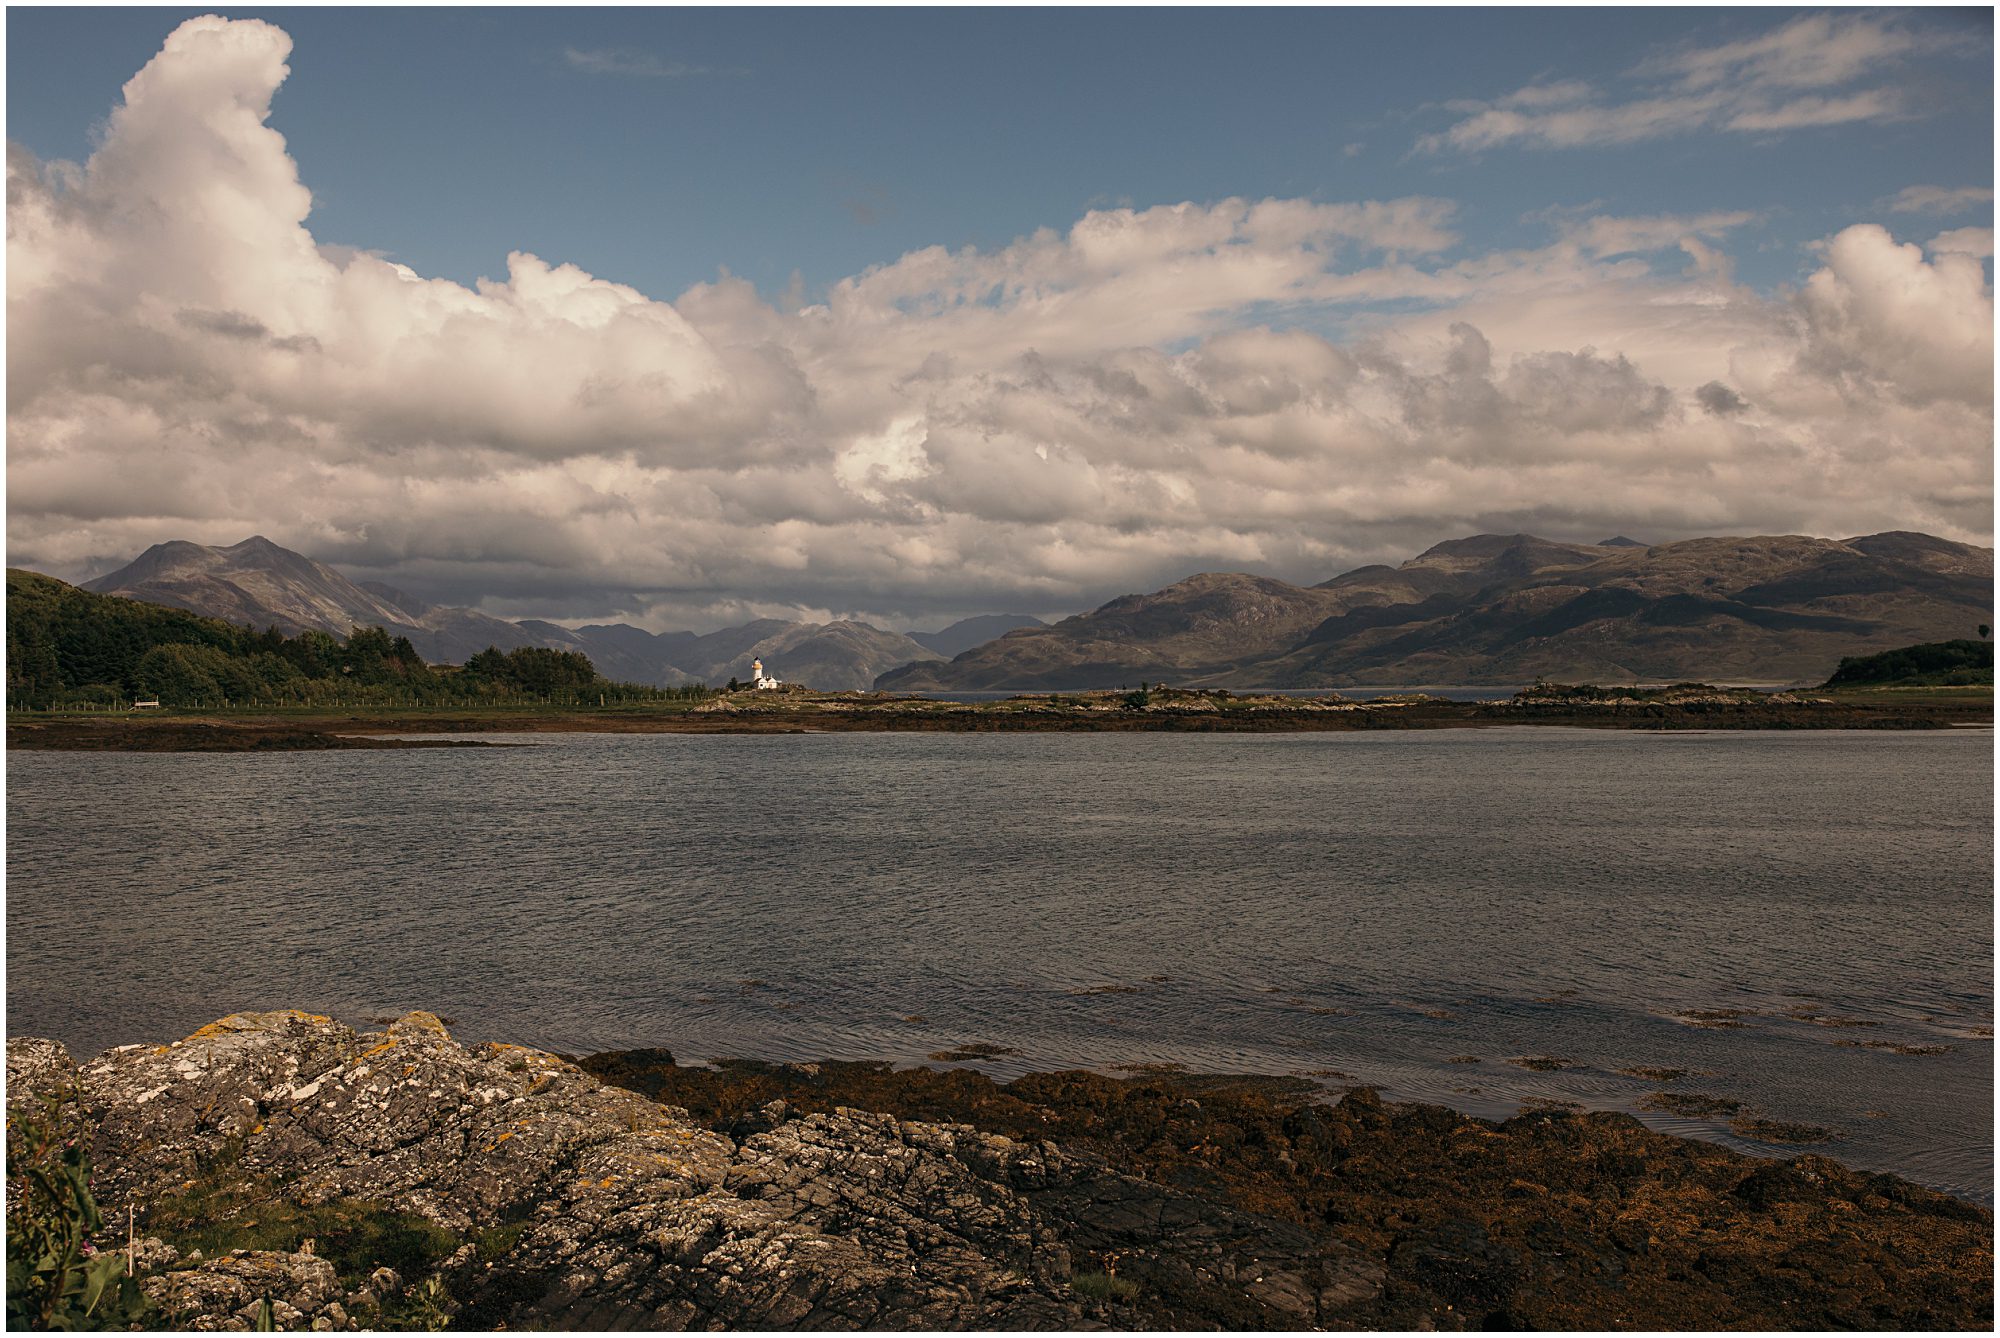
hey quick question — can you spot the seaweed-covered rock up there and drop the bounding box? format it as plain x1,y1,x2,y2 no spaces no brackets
577,1052,1996,1331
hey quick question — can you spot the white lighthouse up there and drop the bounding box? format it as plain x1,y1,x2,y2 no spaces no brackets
752,658,781,690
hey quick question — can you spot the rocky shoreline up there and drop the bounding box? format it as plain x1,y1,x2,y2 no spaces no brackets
7,684,1990,751
6,1011,1990,1330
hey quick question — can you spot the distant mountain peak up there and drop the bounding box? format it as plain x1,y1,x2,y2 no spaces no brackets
909,613,1047,659
76,533,950,690
1597,536,1647,548
1401,533,1612,580
84,534,526,662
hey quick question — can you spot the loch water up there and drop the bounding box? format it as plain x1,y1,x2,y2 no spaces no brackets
8,728,1992,1201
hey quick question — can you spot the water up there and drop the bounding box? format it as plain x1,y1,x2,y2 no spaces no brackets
8,728,1992,1201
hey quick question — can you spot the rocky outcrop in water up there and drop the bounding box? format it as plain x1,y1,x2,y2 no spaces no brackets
6,1012,1383,1330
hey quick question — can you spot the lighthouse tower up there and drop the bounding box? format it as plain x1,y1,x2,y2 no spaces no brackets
752,658,780,690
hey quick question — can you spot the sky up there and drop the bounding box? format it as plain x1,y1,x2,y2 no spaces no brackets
5,7,1994,632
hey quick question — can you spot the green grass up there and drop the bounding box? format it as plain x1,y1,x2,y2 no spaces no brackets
472,1220,530,1263
143,1147,456,1289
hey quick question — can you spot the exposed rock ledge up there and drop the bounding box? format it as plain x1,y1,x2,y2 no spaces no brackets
7,1012,1376,1330
6,1011,1991,1331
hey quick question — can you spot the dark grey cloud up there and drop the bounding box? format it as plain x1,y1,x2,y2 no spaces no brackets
1696,380,1748,415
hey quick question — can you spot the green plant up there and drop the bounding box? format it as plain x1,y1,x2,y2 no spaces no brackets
143,1146,455,1293
473,1219,529,1263
1069,1270,1139,1302
5,1100,156,1329
382,1273,454,1330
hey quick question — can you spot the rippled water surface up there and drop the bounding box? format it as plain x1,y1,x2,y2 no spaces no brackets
9,728,1992,1200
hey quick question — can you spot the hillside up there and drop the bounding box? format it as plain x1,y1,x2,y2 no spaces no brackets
531,617,943,692
910,614,1047,658
705,620,942,692
85,537,544,664
877,573,1362,691
3,569,665,709
78,537,947,692
1247,533,1993,686
881,532,1994,690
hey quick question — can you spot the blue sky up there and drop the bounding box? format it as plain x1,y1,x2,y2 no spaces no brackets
5,9,1994,628
10,7,1990,304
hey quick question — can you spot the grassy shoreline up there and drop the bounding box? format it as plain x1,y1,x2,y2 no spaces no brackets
6,683,1991,750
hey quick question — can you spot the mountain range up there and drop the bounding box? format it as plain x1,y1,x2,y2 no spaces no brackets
876,531,1994,689
77,529,1991,693
80,538,987,692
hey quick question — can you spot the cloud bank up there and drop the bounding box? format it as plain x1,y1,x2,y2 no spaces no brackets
6,16,1992,629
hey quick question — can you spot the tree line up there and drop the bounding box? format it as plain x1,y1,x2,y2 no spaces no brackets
1822,638,1993,688
5,568,711,710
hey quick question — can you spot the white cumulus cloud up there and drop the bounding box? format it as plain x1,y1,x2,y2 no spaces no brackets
6,16,1992,631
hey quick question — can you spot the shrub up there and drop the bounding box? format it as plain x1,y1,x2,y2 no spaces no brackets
5,1100,155,1329
1070,1270,1140,1301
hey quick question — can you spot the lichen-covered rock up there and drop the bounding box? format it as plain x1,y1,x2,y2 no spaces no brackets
6,1035,74,1099
7,1014,1374,1329
141,1249,342,1331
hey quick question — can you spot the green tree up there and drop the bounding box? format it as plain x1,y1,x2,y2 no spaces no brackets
281,630,341,679
131,644,230,705
460,645,598,697
341,625,398,682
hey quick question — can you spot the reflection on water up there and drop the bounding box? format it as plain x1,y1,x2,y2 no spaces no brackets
8,728,1992,1200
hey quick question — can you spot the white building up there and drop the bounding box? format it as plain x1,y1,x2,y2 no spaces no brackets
751,658,781,690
